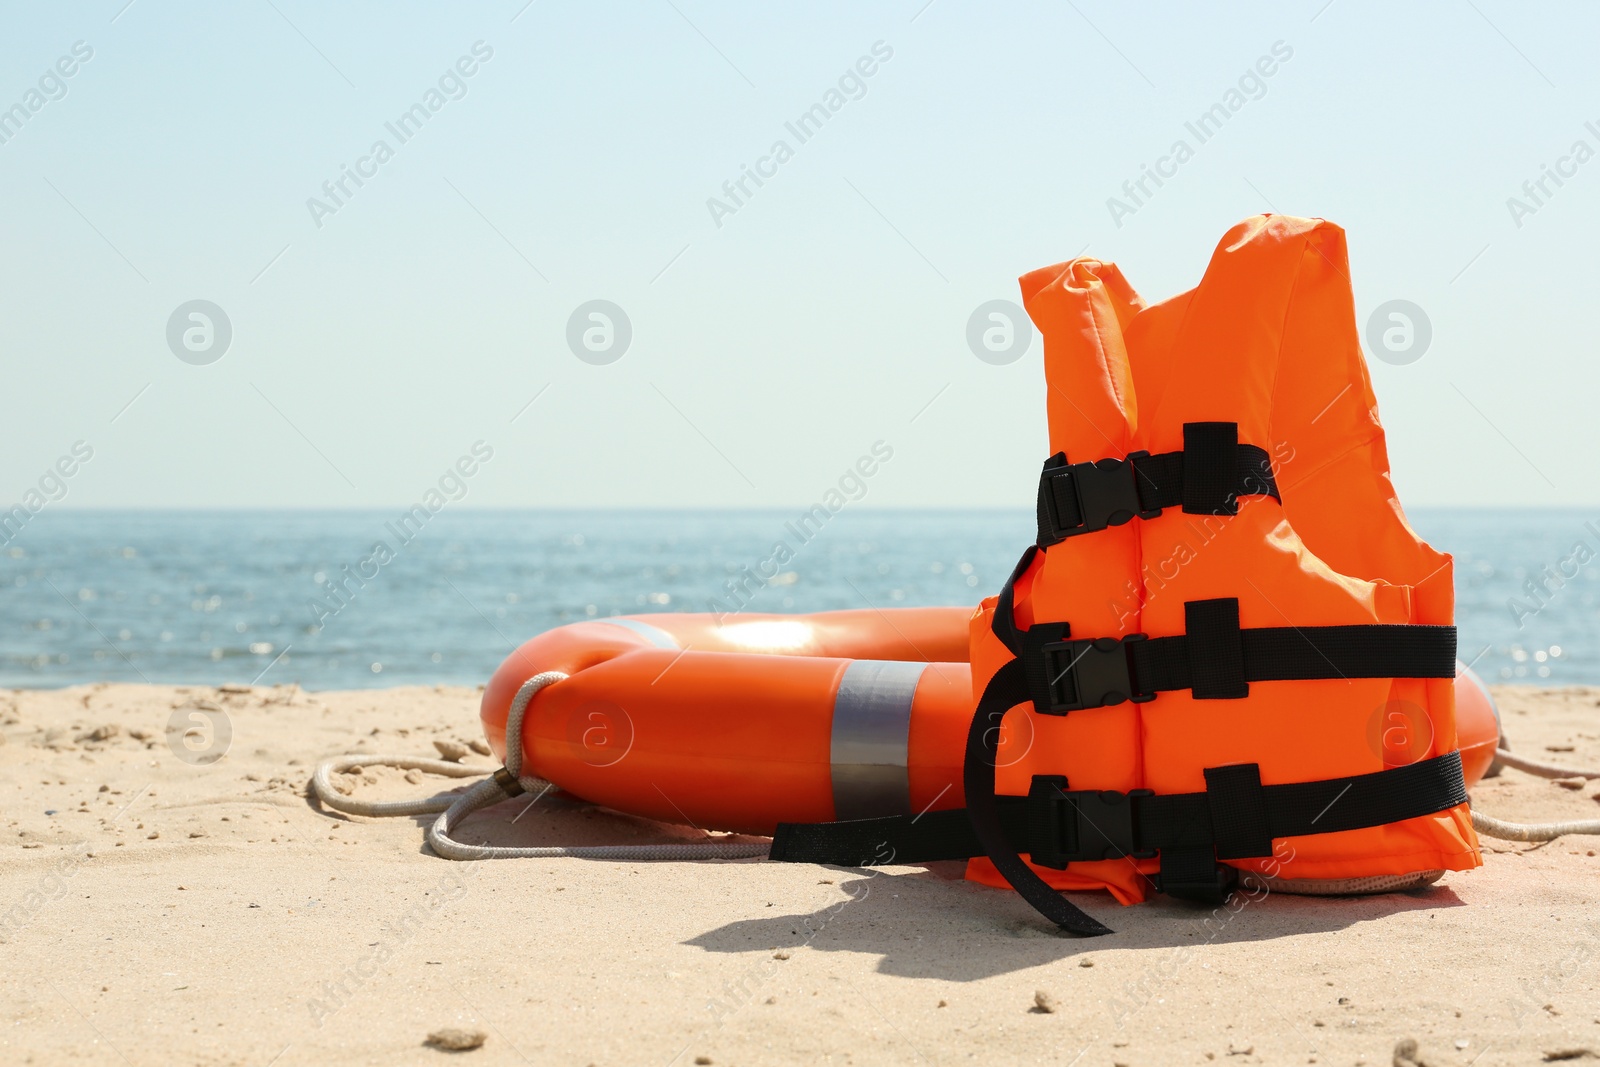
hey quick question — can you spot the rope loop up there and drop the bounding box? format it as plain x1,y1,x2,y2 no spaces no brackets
310,669,766,861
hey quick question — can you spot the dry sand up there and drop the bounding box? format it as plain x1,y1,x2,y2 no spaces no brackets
2,682,1598,1066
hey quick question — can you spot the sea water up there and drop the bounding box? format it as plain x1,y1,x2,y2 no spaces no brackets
0,508,1592,689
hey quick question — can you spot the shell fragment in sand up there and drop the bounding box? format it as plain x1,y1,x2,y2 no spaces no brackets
423,1028,486,1052
1394,1036,1429,1067
432,739,472,762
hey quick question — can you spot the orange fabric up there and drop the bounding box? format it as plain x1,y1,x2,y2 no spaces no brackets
967,216,1480,900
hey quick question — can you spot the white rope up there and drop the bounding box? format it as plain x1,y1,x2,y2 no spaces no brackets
311,754,491,817
311,670,766,862
1469,748,1600,842
500,671,568,780
1471,808,1600,842
427,777,769,861
1489,747,1600,781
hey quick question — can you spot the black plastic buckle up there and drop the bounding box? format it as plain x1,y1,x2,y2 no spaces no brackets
1037,634,1154,714
1038,452,1160,544
1027,775,1157,868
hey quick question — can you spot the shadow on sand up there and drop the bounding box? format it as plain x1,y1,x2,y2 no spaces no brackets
309,784,1463,983
682,862,1465,982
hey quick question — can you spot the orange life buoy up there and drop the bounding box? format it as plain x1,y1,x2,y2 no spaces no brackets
479,609,971,837
1455,660,1503,785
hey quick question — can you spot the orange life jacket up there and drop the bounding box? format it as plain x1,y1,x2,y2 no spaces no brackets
956,215,1478,933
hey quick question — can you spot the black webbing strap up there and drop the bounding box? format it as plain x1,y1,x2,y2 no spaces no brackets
769,803,1001,866
1202,764,1272,859
989,545,1037,655
1037,422,1279,546
961,658,1113,936
768,751,1469,873
1024,595,1457,715
1186,598,1249,700
1126,608,1459,699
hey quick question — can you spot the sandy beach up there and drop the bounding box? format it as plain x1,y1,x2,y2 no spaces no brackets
3,682,1597,1066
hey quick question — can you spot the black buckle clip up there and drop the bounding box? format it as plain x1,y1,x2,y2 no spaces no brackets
1038,634,1154,714
1038,452,1160,544
1027,775,1157,868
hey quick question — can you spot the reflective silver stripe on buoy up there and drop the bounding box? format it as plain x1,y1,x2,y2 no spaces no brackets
599,617,679,649
830,659,927,821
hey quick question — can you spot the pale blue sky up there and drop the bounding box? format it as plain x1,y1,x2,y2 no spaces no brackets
1,1,1596,511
